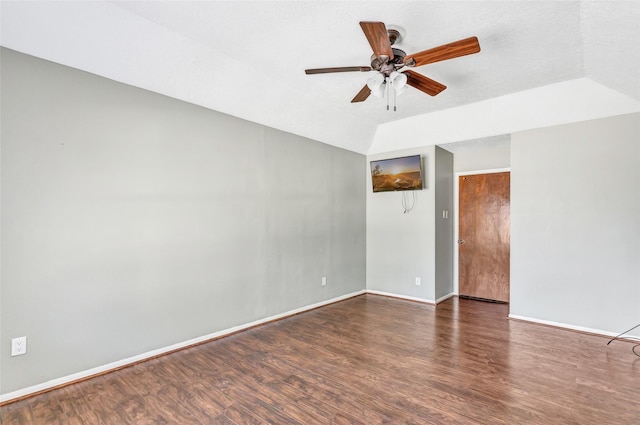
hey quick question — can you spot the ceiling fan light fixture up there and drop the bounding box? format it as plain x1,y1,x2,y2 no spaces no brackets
367,73,385,97
370,84,386,98
389,71,407,95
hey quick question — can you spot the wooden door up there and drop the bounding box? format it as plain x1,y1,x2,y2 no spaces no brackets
459,172,510,302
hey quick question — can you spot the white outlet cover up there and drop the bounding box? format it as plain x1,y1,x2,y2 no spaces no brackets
11,336,27,356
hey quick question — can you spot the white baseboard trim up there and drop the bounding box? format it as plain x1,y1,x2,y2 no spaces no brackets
366,290,435,305
0,290,366,404
435,293,455,304
508,314,640,340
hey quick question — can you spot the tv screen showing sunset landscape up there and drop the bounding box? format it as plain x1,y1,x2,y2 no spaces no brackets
370,155,423,192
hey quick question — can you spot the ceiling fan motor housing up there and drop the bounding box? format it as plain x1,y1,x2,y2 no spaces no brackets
370,48,408,76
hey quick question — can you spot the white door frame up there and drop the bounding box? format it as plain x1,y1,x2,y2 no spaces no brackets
453,167,511,296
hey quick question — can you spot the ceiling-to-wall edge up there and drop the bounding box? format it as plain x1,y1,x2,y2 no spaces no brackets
4,1,638,157
0,0,375,155
367,78,640,155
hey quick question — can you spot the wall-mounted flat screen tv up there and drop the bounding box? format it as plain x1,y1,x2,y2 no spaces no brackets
370,154,423,192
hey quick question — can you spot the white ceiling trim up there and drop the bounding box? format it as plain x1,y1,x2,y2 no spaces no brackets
369,78,640,154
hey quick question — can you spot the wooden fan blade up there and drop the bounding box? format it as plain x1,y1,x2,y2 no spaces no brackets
359,21,394,60
404,70,447,96
305,66,372,74
351,85,371,103
405,36,480,67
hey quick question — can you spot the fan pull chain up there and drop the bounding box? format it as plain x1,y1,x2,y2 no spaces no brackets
393,80,397,111
379,77,399,112
385,78,390,111
384,77,398,112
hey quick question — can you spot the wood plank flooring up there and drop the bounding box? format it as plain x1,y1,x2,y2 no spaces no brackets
2,294,639,424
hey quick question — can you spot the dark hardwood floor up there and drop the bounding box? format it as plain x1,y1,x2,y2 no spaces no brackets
2,294,639,424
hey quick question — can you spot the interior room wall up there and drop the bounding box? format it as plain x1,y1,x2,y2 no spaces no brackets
0,48,366,395
440,134,511,173
510,113,640,337
434,147,454,301
366,146,437,302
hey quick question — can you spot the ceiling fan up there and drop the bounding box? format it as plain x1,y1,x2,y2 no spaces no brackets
305,22,481,106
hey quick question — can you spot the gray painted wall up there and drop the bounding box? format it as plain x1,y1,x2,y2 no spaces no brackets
440,135,511,173
366,146,437,301
0,48,366,394
510,113,640,336
434,147,454,300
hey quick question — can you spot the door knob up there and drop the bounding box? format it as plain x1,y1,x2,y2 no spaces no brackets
458,239,465,244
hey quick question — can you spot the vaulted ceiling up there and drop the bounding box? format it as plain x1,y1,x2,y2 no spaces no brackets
2,1,639,154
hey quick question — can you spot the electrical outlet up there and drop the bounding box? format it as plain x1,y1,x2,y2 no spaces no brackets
415,277,421,286
11,336,27,356
321,276,327,286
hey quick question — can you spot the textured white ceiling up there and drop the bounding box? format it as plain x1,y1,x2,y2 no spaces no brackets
1,1,639,154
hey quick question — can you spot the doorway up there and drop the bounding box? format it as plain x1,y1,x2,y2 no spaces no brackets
457,171,510,303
